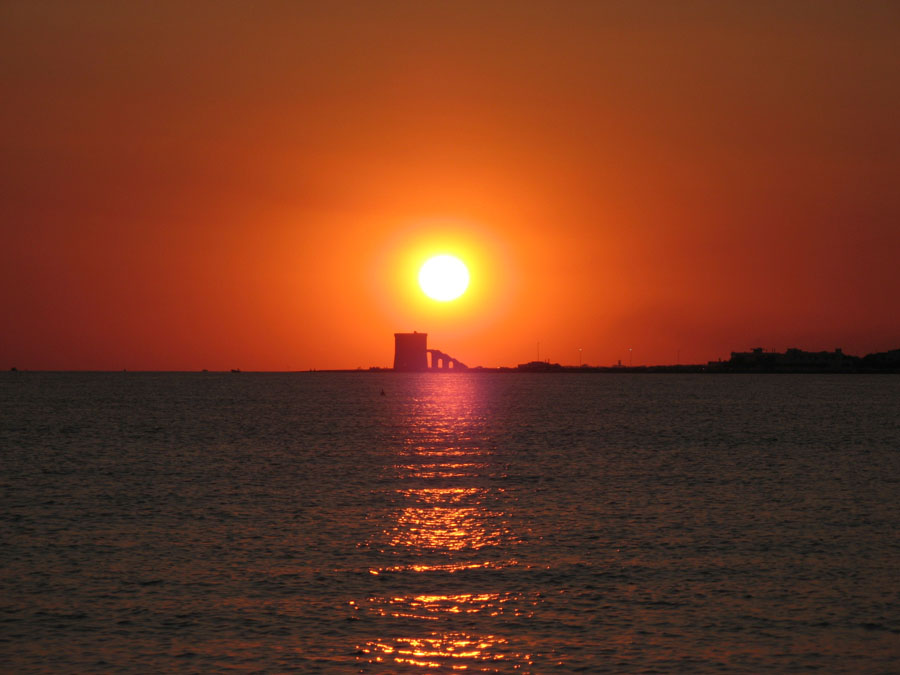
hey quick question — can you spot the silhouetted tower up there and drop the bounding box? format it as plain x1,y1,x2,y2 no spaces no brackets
393,332,428,371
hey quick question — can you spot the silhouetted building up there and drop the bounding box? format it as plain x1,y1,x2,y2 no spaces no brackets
715,347,860,371
392,332,470,371
394,332,429,371
861,348,900,370
427,349,468,370
516,360,564,372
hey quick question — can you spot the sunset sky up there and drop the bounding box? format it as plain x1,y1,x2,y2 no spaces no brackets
2,1,898,370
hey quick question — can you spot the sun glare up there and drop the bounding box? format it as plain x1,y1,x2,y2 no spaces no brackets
419,255,469,302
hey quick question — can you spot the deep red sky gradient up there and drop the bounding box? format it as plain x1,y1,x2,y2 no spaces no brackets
2,2,899,370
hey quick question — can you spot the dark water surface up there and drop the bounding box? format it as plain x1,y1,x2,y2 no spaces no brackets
2,373,899,672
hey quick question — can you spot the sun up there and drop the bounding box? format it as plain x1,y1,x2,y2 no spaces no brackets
418,255,469,301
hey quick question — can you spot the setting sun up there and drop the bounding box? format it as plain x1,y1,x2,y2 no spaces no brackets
419,255,470,302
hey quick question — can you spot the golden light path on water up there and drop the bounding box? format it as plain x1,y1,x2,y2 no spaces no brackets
355,376,536,672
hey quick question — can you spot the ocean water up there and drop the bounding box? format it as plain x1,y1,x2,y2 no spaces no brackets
1,372,899,673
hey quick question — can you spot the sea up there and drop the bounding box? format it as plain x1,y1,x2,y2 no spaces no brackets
1,372,899,673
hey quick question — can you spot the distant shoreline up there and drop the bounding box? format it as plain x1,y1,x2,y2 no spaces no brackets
8,346,898,374
5,367,899,374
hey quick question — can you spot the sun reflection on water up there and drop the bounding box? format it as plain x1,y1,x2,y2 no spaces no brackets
359,632,534,672
356,376,532,672
387,487,507,553
397,462,487,479
364,592,534,621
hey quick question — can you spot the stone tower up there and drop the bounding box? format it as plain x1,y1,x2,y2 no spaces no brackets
393,332,428,371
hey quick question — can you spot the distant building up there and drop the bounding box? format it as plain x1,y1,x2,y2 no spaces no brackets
516,360,564,372
714,347,859,371
392,332,469,371
861,348,900,369
427,349,468,371
393,332,429,371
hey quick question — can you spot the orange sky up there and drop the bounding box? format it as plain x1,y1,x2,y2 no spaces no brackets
2,2,899,370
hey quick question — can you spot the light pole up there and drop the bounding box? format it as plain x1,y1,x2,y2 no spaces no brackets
578,348,582,366
628,347,633,367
